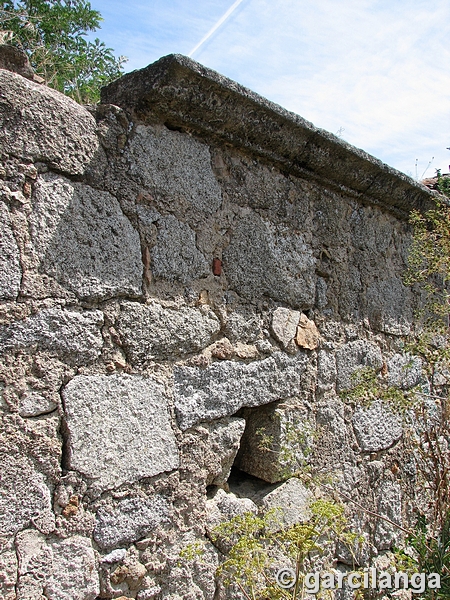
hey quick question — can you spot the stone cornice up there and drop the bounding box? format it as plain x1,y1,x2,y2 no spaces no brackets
101,54,436,219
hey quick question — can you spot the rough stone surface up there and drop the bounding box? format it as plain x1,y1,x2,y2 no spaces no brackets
0,308,103,365
271,307,300,348
314,399,356,469
366,277,413,336
118,301,220,363
0,450,55,536
207,488,258,525
138,209,209,283
0,70,99,175
203,417,246,485
174,352,309,430
47,536,99,600
103,54,434,217
387,353,423,390
0,540,17,600
206,488,258,553
0,201,21,300
317,350,337,392
260,478,311,527
127,124,223,217
62,374,179,493
224,307,262,343
374,480,402,550
352,401,403,452
296,313,321,350
29,174,142,299
237,401,313,483
335,340,383,390
18,391,57,418
101,549,127,564
15,529,52,600
223,213,316,308
16,530,99,600
94,495,170,550
0,44,42,82
0,53,437,599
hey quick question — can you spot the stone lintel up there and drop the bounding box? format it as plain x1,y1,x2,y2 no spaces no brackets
102,53,436,219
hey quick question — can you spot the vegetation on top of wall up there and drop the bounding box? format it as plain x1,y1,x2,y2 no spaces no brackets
0,0,126,103
344,189,450,599
396,189,450,599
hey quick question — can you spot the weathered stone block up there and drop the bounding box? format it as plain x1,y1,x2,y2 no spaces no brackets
29,174,142,299
296,313,321,350
314,399,356,468
222,213,316,308
206,488,258,553
387,353,423,390
127,124,223,216
19,391,57,418
0,70,99,175
271,307,300,348
62,374,179,493
0,308,103,365
374,480,402,550
138,209,209,283
0,44,42,81
224,307,262,343
0,450,55,536
352,400,402,452
366,277,413,336
0,540,17,600
206,488,258,527
236,401,313,483
48,536,99,600
16,529,52,600
203,417,246,486
174,352,309,430
0,201,21,300
94,495,170,550
118,301,220,363
317,350,337,391
261,478,311,527
335,339,383,391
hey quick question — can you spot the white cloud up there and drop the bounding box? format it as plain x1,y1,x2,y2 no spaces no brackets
92,0,450,176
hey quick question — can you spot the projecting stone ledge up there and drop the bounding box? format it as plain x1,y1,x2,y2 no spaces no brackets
102,54,435,219
173,352,309,430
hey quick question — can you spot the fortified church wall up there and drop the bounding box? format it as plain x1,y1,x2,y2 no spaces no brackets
0,53,436,599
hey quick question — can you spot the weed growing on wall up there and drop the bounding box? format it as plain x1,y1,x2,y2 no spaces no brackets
255,418,316,482
342,192,450,597
211,499,362,599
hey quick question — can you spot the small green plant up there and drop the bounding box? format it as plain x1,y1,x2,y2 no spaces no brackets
340,366,416,413
178,539,206,563
255,413,316,483
394,514,450,599
210,498,362,600
435,169,450,198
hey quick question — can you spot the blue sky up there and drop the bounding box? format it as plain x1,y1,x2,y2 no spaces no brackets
90,0,450,179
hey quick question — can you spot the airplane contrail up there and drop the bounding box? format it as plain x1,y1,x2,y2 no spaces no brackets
188,0,246,58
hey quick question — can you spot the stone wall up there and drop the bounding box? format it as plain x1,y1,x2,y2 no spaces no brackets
0,54,435,599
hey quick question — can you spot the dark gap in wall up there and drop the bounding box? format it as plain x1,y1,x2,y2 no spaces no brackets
164,122,184,133
227,466,279,501
233,402,284,485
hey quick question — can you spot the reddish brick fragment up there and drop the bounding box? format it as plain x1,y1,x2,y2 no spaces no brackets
212,258,222,276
